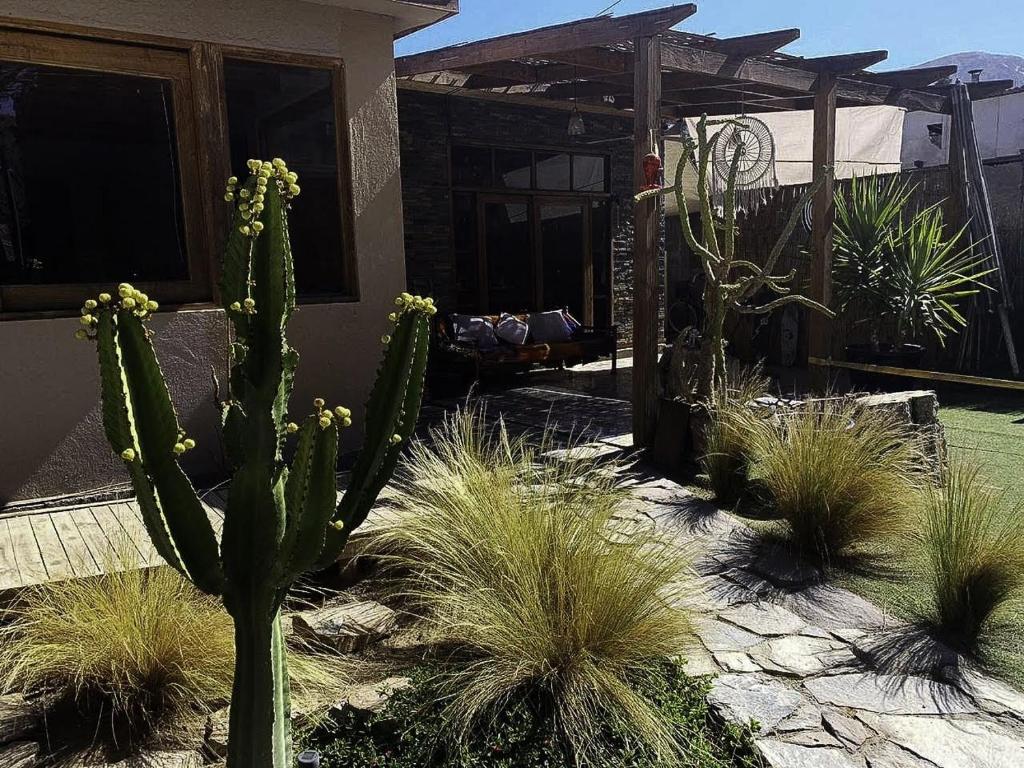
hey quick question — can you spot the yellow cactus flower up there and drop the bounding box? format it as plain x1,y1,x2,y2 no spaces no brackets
387,312,397,323
313,397,325,408
285,172,298,184
229,301,242,312
286,422,299,434
243,298,256,310
333,406,351,419
252,221,264,233
173,442,186,455
224,192,235,202
182,438,196,450
227,175,238,185
80,314,94,326
122,297,136,309
146,300,159,312
330,520,344,531
342,416,352,428
84,299,98,310
239,225,250,236
98,293,112,304
318,416,331,429
272,157,285,168
74,329,88,341
121,448,136,462
390,434,402,445
381,334,391,345
288,184,301,196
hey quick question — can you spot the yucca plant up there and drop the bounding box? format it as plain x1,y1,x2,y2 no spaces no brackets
745,399,924,565
922,458,1024,652
72,158,433,767
374,408,697,766
833,175,993,347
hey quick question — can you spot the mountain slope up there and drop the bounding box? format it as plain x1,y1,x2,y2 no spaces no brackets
918,52,1024,87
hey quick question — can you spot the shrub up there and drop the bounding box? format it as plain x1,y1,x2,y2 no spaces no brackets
745,399,923,565
922,458,1024,651
700,367,771,503
0,547,350,745
312,661,761,768
374,408,698,765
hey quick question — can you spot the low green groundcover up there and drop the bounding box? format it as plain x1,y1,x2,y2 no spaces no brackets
309,661,759,768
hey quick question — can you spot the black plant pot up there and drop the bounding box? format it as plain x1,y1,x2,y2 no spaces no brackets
845,343,926,392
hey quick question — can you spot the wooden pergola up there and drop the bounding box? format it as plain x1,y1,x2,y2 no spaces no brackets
396,3,1014,446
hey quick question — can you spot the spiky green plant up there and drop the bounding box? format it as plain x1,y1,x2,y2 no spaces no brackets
922,458,1024,651
73,158,433,768
745,399,924,565
375,407,697,766
700,366,771,503
637,115,833,401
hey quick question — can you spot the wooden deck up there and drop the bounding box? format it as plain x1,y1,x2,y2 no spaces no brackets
0,492,226,595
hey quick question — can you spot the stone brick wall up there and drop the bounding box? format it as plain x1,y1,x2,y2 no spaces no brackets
397,87,665,347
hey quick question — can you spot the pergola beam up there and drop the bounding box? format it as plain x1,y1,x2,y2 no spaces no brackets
865,64,958,88
809,73,837,388
794,50,889,74
395,3,695,76
709,28,800,56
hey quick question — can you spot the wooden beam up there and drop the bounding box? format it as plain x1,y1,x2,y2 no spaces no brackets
865,65,958,89
395,4,695,76
632,35,661,448
540,46,633,73
809,72,837,390
794,50,889,75
710,28,800,56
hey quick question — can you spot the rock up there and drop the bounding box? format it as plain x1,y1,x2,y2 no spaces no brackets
713,652,760,673
804,673,976,715
205,707,230,758
863,713,1024,768
0,742,37,768
696,574,758,610
106,751,204,768
750,636,846,678
862,741,933,767
707,674,807,734
756,739,862,768
293,600,398,653
674,648,719,677
695,618,763,652
782,585,885,632
777,703,823,733
751,550,823,588
720,603,806,636
336,676,412,715
781,730,843,748
0,694,36,744
940,666,1024,718
822,709,873,746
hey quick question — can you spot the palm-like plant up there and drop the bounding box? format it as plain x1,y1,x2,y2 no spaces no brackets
833,174,994,347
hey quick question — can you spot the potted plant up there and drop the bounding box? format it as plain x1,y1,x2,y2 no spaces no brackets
833,174,993,383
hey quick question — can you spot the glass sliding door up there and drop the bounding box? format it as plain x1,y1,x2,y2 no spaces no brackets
537,198,586,321
479,196,533,313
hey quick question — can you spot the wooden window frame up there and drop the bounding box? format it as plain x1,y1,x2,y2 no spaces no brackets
0,24,359,317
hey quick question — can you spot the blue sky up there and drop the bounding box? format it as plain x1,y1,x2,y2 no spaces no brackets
396,0,1024,69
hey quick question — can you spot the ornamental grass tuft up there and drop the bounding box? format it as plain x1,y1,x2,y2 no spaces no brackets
375,407,698,766
700,366,771,503
745,399,924,565
921,457,1024,652
0,544,350,746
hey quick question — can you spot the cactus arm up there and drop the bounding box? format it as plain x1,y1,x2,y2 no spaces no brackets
316,308,430,567
114,313,225,595
95,311,187,575
221,401,247,471
276,417,339,583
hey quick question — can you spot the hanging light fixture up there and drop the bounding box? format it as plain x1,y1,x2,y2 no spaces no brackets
567,67,585,137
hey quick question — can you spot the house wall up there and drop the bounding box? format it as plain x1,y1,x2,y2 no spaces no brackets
902,89,1024,168
397,86,664,346
0,0,407,504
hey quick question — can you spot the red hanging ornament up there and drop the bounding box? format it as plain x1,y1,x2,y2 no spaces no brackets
640,152,662,191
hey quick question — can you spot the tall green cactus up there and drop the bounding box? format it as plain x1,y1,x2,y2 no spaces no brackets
75,158,434,767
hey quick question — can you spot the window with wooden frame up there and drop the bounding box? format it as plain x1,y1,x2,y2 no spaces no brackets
0,26,357,315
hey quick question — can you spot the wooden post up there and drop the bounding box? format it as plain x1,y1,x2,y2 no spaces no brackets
808,72,837,390
632,35,661,447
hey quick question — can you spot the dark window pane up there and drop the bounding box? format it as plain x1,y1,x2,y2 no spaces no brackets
535,152,571,190
452,192,479,311
483,201,532,312
451,145,492,187
573,154,607,192
540,202,584,317
0,63,187,286
494,149,532,189
591,200,611,327
224,58,346,298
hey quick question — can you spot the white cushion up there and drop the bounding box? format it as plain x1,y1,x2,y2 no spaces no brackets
527,310,573,343
495,313,529,345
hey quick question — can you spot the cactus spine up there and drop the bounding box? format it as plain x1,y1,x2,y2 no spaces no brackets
78,158,434,767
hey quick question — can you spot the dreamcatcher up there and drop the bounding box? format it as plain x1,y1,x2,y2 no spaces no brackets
709,115,779,211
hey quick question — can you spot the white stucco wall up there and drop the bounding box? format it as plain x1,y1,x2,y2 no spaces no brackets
902,89,1024,168
0,0,408,503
